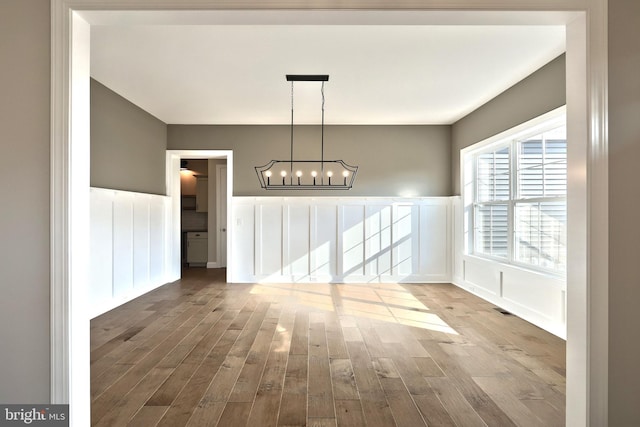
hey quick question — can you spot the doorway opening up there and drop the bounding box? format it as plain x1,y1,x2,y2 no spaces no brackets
166,150,233,283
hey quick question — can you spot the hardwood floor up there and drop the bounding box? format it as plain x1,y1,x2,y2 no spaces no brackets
90,268,565,426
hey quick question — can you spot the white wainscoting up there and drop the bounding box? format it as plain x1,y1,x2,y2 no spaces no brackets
230,197,452,284
450,197,567,338
89,188,172,318
88,191,566,337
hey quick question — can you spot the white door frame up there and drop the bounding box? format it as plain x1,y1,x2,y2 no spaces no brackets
216,163,228,268
166,150,233,277
51,3,607,426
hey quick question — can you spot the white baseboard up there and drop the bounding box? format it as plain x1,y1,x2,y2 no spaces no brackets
207,261,219,268
452,277,566,339
89,277,171,319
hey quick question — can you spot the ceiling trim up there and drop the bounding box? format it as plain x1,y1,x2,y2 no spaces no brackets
79,9,581,26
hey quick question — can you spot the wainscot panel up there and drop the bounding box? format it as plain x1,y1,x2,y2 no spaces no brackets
89,188,172,318
230,197,452,284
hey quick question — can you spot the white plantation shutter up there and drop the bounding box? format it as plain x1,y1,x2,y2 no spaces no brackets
515,126,567,271
514,201,566,270
474,203,509,258
544,139,567,197
517,127,567,199
474,145,509,259
477,147,510,202
470,122,567,273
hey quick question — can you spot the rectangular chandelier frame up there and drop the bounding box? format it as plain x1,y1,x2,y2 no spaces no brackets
255,74,358,190
255,160,358,190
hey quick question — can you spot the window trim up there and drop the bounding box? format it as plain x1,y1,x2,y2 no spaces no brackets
461,106,567,277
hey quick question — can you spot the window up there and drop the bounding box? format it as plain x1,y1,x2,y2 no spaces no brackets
466,117,567,273
474,146,510,259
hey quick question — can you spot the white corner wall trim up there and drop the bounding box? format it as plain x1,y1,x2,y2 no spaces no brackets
89,187,172,319
231,196,452,284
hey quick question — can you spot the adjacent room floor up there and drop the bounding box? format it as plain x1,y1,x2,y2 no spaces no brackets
90,268,565,426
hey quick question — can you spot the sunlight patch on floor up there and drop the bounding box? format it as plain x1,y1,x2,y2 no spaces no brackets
249,282,457,335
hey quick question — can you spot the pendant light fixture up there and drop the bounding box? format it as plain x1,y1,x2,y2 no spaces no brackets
255,75,358,190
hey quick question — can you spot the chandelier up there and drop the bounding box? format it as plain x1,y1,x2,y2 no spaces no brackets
255,75,358,190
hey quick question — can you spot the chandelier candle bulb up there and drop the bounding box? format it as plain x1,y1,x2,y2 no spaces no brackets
296,170,302,185
343,170,349,185
281,170,287,185
327,171,333,185
265,170,272,185
311,170,317,185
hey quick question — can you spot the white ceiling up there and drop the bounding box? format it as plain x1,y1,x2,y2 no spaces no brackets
87,11,566,125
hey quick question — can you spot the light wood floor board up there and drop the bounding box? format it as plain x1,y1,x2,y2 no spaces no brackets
91,268,566,426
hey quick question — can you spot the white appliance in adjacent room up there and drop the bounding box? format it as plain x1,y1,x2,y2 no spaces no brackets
186,231,208,267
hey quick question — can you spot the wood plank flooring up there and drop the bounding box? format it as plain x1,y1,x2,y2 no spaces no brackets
91,268,565,426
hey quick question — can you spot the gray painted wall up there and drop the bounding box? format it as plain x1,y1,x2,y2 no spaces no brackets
451,54,566,194
0,0,50,403
608,0,640,422
91,79,167,195
168,124,451,197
